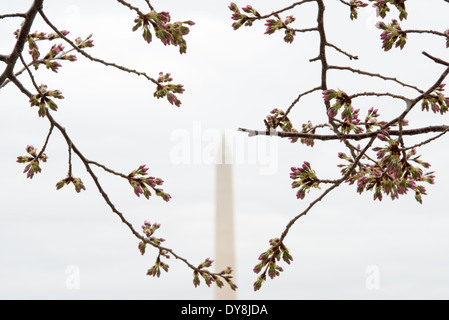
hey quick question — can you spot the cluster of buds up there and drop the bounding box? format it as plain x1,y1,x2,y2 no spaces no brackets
55,175,86,193
264,14,296,44
349,1,368,20
138,220,166,255
74,34,94,49
14,29,70,61
146,257,170,278
132,10,194,54
290,161,321,200
322,89,360,130
340,133,435,203
253,238,293,291
138,221,170,278
29,84,64,117
14,29,93,73
266,108,298,143
154,72,185,107
128,164,171,202
300,121,316,147
38,43,68,73
364,107,385,132
323,89,365,134
192,259,237,290
228,3,260,30
376,19,407,51
421,84,449,115
369,0,407,21
16,145,48,179
229,3,297,43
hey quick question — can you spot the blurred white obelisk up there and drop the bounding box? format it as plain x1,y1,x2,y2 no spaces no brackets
214,133,236,300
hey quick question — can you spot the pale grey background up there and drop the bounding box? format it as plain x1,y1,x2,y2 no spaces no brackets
1,0,449,299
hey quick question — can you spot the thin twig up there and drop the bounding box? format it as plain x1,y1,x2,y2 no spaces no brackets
326,42,358,60
0,13,26,19
328,65,423,93
116,0,145,17
37,123,54,158
18,53,40,92
401,126,449,151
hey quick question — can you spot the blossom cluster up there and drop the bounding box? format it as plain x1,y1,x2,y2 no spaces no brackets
253,238,293,291
229,3,297,43
29,84,64,117
349,1,368,20
55,175,86,193
14,29,93,73
322,89,364,134
228,3,260,30
138,220,166,255
128,164,171,202
265,108,298,143
154,72,185,107
369,0,407,21
192,259,237,290
376,19,407,51
299,120,316,147
132,10,194,54
16,145,48,179
421,84,449,115
290,161,321,200
338,133,435,203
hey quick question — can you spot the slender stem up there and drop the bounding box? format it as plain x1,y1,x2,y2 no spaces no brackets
258,0,316,19
328,65,423,93
0,13,27,19
326,42,358,60
116,0,145,17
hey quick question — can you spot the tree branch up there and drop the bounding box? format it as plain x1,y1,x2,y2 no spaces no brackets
38,9,159,86
239,125,449,141
328,65,423,93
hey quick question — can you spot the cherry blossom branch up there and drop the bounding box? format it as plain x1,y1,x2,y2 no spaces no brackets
230,0,449,291
2,0,234,291
38,9,159,86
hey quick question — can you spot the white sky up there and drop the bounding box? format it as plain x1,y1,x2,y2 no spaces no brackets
1,0,449,299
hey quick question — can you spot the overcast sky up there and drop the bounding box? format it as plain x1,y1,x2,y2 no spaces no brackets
1,0,449,300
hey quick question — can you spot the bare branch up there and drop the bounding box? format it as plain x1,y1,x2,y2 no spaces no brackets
422,51,449,67
328,65,423,93
326,42,358,60
116,0,145,17
258,0,316,19
0,13,26,19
